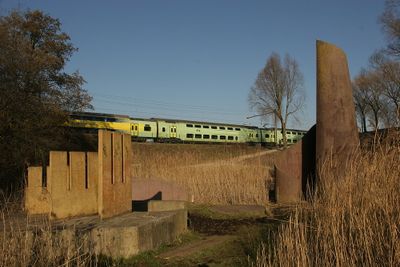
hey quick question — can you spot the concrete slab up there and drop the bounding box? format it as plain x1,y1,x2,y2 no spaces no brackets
15,210,187,259
148,200,188,212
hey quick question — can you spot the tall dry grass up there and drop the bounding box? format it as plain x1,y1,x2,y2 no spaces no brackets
0,196,97,267
254,142,400,266
132,143,274,205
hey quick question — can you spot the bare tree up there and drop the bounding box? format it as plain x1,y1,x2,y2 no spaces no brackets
352,81,369,133
249,53,304,147
369,51,400,125
353,69,387,131
380,0,400,57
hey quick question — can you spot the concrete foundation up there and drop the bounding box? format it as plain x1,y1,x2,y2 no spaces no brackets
23,209,187,259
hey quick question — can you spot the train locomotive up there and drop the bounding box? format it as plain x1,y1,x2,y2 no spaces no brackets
68,112,306,145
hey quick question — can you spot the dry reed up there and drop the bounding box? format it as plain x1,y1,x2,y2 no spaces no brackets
132,143,273,205
0,197,97,267
254,141,400,267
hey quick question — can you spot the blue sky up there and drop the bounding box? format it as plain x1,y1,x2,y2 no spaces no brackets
0,0,386,129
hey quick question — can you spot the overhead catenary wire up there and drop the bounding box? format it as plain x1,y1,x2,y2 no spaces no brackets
93,105,254,125
91,92,257,125
92,93,244,113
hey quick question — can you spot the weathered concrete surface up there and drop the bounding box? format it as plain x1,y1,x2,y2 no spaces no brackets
274,126,316,203
98,131,132,218
25,152,99,218
16,210,187,259
25,167,51,215
148,200,188,212
132,178,192,203
25,130,133,219
91,211,187,258
274,41,359,203
316,40,359,169
50,151,98,218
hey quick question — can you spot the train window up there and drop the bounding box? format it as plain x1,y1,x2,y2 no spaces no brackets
265,134,270,138
203,125,209,129
162,127,166,132
131,126,134,130
203,134,210,139
235,136,238,140
227,127,233,130
186,124,193,127
195,134,202,139
135,126,138,131
195,125,201,128
104,117,117,122
220,135,226,140
235,128,241,131
228,136,234,140
211,126,217,129
144,125,151,131
219,127,225,130
186,133,193,138
211,135,218,139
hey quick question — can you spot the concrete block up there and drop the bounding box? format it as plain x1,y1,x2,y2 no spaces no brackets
91,210,187,258
98,131,132,218
25,167,51,215
148,200,188,212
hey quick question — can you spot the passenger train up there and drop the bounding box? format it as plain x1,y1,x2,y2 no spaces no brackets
68,112,307,145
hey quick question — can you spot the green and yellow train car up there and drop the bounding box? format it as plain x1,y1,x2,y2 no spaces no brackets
261,128,306,145
68,112,132,134
68,112,307,145
153,118,260,144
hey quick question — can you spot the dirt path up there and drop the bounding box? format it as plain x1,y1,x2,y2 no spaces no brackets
158,235,235,260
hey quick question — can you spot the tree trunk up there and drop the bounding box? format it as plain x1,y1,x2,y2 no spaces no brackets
281,121,287,148
362,113,367,133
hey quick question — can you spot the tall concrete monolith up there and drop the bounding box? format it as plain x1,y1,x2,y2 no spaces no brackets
316,40,359,170
274,40,359,203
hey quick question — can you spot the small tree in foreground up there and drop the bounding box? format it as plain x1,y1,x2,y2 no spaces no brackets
248,53,305,147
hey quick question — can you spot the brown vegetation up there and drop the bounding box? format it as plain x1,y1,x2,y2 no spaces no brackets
254,141,400,266
132,143,273,205
2,140,399,266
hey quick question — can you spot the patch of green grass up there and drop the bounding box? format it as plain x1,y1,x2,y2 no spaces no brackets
188,203,269,220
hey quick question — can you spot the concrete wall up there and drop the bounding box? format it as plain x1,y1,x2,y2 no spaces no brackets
25,152,98,218
98,131,132,218
25,130,132,220
25,167,51,215
132,178,192,202
49,151,98,218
